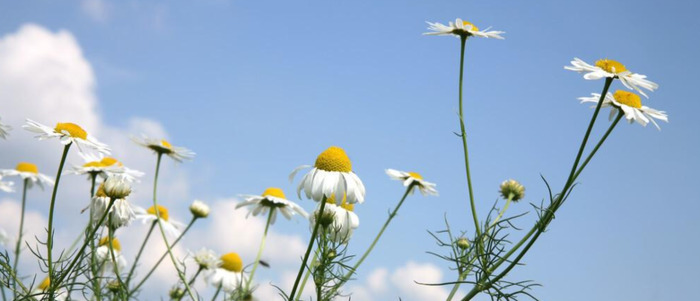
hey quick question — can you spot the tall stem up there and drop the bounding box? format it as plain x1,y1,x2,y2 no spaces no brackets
246,208,274,292
125,221,156,286
11,179,28,298
294,252,318,300
289,198,327,299
107,221,126,299
46,143,71,298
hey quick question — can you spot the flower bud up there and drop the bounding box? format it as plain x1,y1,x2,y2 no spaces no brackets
456,237,470,250
107,280,121,293
499,179,525,201
103,176,131,199
327,250,337,260
169,287,185,299
189,200,210,218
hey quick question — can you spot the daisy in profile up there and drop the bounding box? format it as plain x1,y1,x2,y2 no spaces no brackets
237,187,309,224
579,90,668,130
565,58,659,97
132,135,195,162
204,252,244,293
31,277,67,301
0,116,11,139
68,153,144,182
290,146,366,205
23,119,110,154
0,176,14,193
425,18,505,39
90,178,135,229
96,237,127,274
0,162,54,190
310,195,360,244
191,248,221,270
134,205,185,238
386,169,438,196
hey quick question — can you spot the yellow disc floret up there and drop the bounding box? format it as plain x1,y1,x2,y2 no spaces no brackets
595,59,627,74
95,183,107,197
315,146,352,172
54,122,88,140
38,277,51,291
407,172,423,180
161,139,172,149
262,187,286,199
326,194,354,212
16,162,38,174
461,20,479,32
98,237,122,252
220,252,243,272
613,90,642,109
83,161,104,168
100,157,122,166
147,205,170,221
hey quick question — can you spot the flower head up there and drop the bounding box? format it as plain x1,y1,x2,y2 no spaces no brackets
425,18,504,39
32,277,68,301
309,195,360,244
385,169,438,196
579,90,668,130
456,237,470,250
90,182,135,229
0,162,54,190
499,179,525,202
192,248,221,270
236,187,309,224
132,135,195,162
134,204,185,238
205,252,244,293
290,146,366,205
565,58,659,98
96,237,127,274
190,200,210,218
0,116,11,139
23,119,110,154
68,153,144,182
103,175,132,199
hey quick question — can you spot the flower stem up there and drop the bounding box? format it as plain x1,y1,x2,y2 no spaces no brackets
294,251,318,300
107,222,127,299
125,221,156,287
489,193,514,228
573,112,624,180
11,179,28,299
289,197,327,300
246,208,274,292
46,143,71,298
211,285,222,301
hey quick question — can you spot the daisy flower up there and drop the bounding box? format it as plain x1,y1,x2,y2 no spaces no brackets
425,18,505,39
132,135,195,162
0,116,11,139
192,248,221,270
96,237,127,274
236,187,309,224
309,195,360,244
579,90,668,130
385,169,438,196
189,200,210,218
31,277,67,301
565,58,659,98
90,182,136,229
290,146,366,205
68,153,144,182
134,205,185,238
0,176,14,193
205,252,244,293
0,162,54,190
23,119,110,154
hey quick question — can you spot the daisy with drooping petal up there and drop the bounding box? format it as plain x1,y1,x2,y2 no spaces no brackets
0,162,54,190
204,252,244,293
0,116,11,139
425,18,505,39
31,277,68,301
309,195,360,244
134,205,185,238
23,119,110,154
96,237,127,274
290,146,366,205
90,182,136,229
68,153,144,182
132,135,195,162
0,176,14,193
386,169,438,196
579,90,668,130
237,187,309,224
565,58,659,98
192,248,221,270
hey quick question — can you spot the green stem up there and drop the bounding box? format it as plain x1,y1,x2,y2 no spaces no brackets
211,285,222,301
489,194,514,228
573,112,623,180
46,143,71,298
294,252,318,300
289,197,327,300
107,222,126,299
125,221,156,287
447,271,467,301
11,179,28,299
246,208,274,292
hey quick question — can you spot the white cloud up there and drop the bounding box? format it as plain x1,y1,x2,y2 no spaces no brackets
347,261,455,301
81,0,111,22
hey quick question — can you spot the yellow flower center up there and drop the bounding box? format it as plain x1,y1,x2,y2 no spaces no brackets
100,157,122,166
98,237,122,252
220,252,243,272
595,59,627,74
83,161,104,168
461,20,479,32
326,194,354,212
407,172,423,180
54,122,88,140
262,187,286,199
15,162,38,174
314,146,352,172
38,277,51,291
613,90,642,109
147,205,170,221
95,183,107,197
161,139,173,149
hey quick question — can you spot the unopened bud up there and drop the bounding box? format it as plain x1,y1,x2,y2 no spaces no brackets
189,200,210,218
456,237,470,250
107,280,121,293
499,179,525,201
169,287,185,299
103,176,131,199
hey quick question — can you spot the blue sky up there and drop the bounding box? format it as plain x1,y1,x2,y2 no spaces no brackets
0,0,698,300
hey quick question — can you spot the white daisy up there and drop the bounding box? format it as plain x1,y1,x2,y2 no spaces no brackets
204,252,244,293
424,18,505,39
579,90,668,130
192,248,221,270
385,169,438,196
565,58,659,98
309,196,360,244
132,135,195,162
134,205,185,238
236,187,309,224
23,119,110,154
0,162,54,190
290,146,366,205
90,183,136,229
96,237,127,274
31,277,68,301
0,175,14,193
68,153,144,182
0,116,11,139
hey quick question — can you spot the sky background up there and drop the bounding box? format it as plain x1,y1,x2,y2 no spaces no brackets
0,0,698,300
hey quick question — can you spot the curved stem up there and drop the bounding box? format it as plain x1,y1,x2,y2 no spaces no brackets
11,179,28,299
573,112,623,180
211,285,222,301
489,194,514,228
245,208,274,292
46,143,71,298
125,221,156,286
289,197,327,299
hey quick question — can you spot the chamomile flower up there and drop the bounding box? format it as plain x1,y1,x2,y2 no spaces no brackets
132,135,195,162
0,116,11,139
0,176,14,193
236,187,309,224
192,248,221,270
68,153,144,182
290,146,366,205
90,182,135,229
385,169,438,196
425,18,505,39
134,205,185,238
23,119,110,154
31,277,67,301
0,162,54,190
579,90,668,130
565,58,659,98
205,252,244,293
309,195,359,244
96,237,127,274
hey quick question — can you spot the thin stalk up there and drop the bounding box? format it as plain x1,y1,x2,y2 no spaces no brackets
125,221,156,286
11,179,28,298
447,255,478,301
211,285,222,301
174,267,204,301
289,197,327,299
294,252,318,300
489,193,514,228
573,112,623,180
245,208,274,292
107,222,126,300
46,143,71,298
